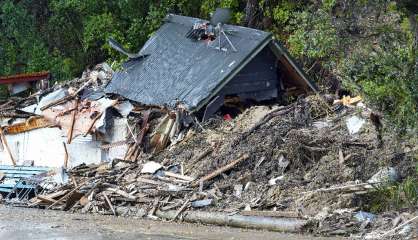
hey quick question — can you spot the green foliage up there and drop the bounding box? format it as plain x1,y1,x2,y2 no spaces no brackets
200,0,242,24
322,0,336,11
0,0,74,84
368,176,418,212
367,158,418,213
272,2,297,26
287,8,338,60
339,20,417,129
0,0,416,131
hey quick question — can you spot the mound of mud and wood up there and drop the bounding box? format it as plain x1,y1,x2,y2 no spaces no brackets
17,95,417,238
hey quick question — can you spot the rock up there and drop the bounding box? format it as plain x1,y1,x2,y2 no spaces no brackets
244,204,251,211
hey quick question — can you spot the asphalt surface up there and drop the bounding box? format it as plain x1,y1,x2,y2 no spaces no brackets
0,205,335,240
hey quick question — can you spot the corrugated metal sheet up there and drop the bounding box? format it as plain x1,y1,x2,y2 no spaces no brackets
106,14,272,111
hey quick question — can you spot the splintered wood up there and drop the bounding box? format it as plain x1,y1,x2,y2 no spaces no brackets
3,117,53,135
0,127,16,166
30,151,250,218
193,154,249,187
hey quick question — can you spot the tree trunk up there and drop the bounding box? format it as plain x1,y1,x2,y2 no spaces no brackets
243,0,259,28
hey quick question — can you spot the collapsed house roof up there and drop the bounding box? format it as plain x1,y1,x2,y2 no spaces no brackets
106,14,317,112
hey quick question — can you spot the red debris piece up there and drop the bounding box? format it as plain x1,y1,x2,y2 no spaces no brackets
0,71,50,85
223,114,233,121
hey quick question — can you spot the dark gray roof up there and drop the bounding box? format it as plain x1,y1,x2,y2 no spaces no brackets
105,14,316,111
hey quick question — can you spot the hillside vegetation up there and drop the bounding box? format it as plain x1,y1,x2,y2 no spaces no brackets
0,0,417,130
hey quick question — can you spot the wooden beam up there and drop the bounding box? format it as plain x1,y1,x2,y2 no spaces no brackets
63,142,69,169
0,128,16,166
67,98,79,144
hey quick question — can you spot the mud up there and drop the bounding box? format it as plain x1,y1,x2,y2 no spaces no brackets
149,96,417,236
0,205,334,240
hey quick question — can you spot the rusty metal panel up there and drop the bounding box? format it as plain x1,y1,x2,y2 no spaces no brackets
0,71,50,85
3,117,54,135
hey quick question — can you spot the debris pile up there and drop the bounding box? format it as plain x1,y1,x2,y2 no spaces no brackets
18,93,417,238
0,63,193,168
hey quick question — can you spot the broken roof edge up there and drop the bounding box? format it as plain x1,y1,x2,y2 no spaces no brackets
269,40,318,93
190,34,273,113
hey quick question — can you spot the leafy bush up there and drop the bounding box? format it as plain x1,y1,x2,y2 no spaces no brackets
339,18,417,130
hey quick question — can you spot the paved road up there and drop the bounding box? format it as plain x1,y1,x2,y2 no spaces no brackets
0,206,334,240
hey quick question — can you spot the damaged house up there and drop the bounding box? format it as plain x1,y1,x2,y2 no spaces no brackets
0,12,316,195
106,14,317,120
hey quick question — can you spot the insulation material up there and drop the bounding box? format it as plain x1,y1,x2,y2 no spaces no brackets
42,98,116,138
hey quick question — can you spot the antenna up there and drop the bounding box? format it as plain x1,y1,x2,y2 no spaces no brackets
210,8,237,52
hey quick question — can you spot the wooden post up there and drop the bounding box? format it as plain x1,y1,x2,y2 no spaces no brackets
192,154,249,187
63,142,69,169
0,127,16,166
67,98,79,144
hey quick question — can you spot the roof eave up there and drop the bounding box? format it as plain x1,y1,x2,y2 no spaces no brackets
269,41,318,93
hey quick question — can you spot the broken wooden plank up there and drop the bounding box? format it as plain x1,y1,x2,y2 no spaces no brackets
40,95,74,111
125,110,151,160
106,188,137,200
170,199,190,222
29,190,69,206
83,111,103,137
136,177,163,186
35,195,57,205
46,181,86,209
163,171,195,182
63,191,84,210
40,77,93,112
3,117,53,135
147,197,160,218
192,154,249,187
102,192,116,216
0,128,16,166
63,142,69,169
